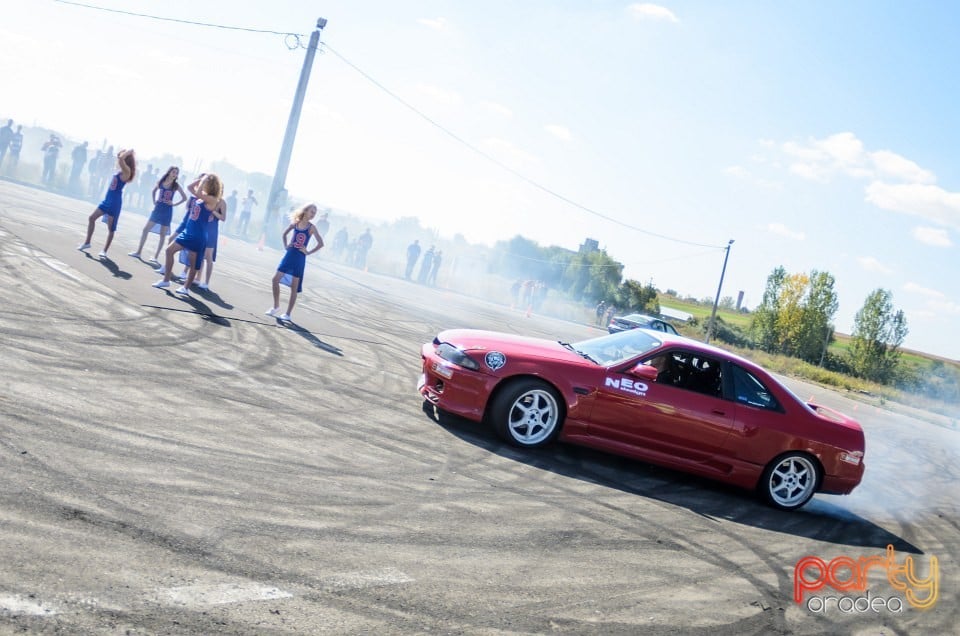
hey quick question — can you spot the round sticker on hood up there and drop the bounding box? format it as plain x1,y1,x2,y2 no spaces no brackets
484,351,507,370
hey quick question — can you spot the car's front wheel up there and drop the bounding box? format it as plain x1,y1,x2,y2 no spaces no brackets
489,379,563,448
759,452,821,510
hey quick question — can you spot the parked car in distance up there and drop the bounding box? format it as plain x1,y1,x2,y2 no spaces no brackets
419,327,865,510
608,313,679,335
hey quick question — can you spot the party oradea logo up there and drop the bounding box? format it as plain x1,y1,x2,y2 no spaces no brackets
794,544,939,614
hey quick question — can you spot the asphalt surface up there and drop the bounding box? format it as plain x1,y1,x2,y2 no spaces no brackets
0,180,957,635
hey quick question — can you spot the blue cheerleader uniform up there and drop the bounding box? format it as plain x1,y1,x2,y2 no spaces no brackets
276,223,313,292
98,172,127,231
148,184,177,227
175,197,214,256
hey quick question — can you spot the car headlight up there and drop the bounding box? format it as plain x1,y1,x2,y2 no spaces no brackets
436,343,481,371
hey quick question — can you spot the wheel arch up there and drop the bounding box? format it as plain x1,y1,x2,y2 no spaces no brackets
757,449,826,491
483,374,569,426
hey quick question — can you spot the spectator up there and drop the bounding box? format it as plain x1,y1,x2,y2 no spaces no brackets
69,142,88,193
316,210,330,239
3,125,22,174
223,189,237,233
405,239,421,280
237,189,257,239
96,146,115,193
417,246,435,284
427,249,442,286
331,226,348,260
355,228,373,269
0,119,13,168
41,134,63,185
595,300,606,326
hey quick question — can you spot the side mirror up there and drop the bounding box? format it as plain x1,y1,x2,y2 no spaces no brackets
627,363,660,381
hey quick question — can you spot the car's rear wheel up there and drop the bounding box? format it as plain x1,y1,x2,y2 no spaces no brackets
759,452,820,510
489,379,563,448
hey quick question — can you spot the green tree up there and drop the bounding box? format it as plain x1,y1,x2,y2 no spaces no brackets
751,266,787,352
562,249,622,301
774,273,810,356
799,270,839,364
615,280,659,314
848,289,909,383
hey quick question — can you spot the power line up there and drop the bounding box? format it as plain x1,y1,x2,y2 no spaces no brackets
51,0,726,251
324,44,723,250
51,0,302,37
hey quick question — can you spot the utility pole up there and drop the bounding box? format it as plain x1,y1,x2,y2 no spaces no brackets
705,239,734,344
266,18,327,235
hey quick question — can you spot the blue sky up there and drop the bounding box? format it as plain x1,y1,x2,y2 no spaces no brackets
1,1,957,359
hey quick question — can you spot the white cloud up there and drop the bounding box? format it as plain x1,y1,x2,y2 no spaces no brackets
856,256,893,274
870,150,935,184
414,83,462,107
781,133,934,185
767,223,806,241
417,17,449,31
911,226,953,247
544,124,572,141
480,100,513,118
903,282,945,299
627,3,679,23
865,181,960,231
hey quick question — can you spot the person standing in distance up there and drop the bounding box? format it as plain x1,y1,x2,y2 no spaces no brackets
236,189,257,239
405,239,421,280
77,149,137,258
266,203,324,322
0,119,14,169
3,125,22,174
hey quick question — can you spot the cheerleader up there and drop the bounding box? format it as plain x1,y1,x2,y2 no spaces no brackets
198,196,227,290
128,166,186,265
152,174,224,297
77,149,136,258
265,203,324,321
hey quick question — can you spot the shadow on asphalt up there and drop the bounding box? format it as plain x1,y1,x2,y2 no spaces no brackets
422,402,923,555
92,254,132,279
282,321,344,356
161,292,231,327
194,287,234,310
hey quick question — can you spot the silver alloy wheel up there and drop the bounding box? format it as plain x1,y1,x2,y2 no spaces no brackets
766,454,817,508
507,388,560,445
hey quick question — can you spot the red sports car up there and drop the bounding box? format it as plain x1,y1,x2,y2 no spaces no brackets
419,328,864,510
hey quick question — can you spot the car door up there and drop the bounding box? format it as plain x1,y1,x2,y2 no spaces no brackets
588,348,736,462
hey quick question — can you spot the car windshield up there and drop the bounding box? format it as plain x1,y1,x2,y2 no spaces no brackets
571,329,662,366
622,314,651,323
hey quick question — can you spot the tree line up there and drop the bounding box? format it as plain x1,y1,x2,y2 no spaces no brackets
488,236,957,401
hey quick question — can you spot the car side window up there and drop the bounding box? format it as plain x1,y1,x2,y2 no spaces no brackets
643,350,723,398
730,365,780,411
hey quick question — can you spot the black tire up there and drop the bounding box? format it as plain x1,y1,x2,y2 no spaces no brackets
488,379,564,448
759,452,821,510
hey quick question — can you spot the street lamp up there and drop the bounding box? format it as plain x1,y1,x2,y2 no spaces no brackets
705,239,734,344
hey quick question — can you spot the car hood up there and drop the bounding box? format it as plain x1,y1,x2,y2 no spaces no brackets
435,329,588,364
